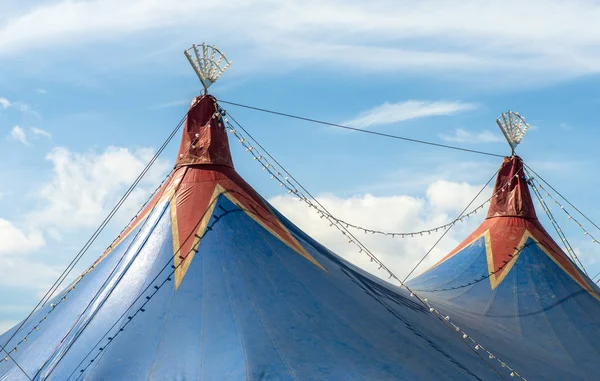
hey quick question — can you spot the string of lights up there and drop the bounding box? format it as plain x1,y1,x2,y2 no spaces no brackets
532,179,600,246
69,260,181,380
31,131,206,380
525,170,588,275
524,164,600,234
0,171,175,371
0,113,188,358
0,117,187,379
225,109,525,380
401,170,502,284
313,173,518,238
32,170,186,381
2,134,199,378
411,244,530,293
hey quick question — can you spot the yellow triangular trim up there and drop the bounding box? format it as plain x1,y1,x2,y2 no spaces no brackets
171,184,326,289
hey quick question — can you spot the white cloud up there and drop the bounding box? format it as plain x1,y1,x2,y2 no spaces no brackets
0,97,41,119
439,128,504,144
270,179,489,282
28,146,170,232
2,1,600,83
31,127,52,138
344,101,477,128
0,256,62,291
0,97,11,109
35,88,47,94
0,219,45,254
426,180,491,213
9,125,30,145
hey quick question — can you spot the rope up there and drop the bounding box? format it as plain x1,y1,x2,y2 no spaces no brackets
401,170,499,283
34,131,205,380
32,166,187,381
0,173,176,371
524,164,600,233
217,100,505,158
523,170,600,251
0,346,31,380
67,183,250,380
0,112,187,365
525,169,588,275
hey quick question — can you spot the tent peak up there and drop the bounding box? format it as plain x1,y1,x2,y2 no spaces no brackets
175,95,234,169
486,155,537,220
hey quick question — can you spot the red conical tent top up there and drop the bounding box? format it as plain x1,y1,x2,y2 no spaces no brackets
433,156,594,293
95,95,323,288
486,156,536,219
175,96,234,168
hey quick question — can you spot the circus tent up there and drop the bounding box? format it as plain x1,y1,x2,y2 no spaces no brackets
1,44,599,381
408,155,600,380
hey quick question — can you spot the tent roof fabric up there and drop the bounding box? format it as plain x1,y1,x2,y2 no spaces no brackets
1,98,598,380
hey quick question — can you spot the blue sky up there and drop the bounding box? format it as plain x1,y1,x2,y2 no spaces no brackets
2,0,600,331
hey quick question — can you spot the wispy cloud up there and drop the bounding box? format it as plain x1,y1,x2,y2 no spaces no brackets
10,126,30,146
2,1,600,84
0,219,44,254
439,128,504,144
0,96,41,119
344,101,477,128
0,97,10,109
31,127,52,138
35,88,47,94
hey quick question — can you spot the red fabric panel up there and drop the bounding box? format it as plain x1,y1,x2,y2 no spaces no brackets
486,155,536,219
175,95,234,168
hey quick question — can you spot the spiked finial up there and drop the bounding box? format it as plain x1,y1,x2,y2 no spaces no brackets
184,43,231,94
496,111,529,155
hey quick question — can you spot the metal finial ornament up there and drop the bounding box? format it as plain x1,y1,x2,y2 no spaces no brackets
184,43,231,94
496,111,529,155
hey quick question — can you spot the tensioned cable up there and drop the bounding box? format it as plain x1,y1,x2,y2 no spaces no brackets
0,172,174,377
32,165,189,381
401,170,499,283
1,112,188,352
525,168,588,275
34,131,204,380
524,164,600,233
66,191,229,380
218,100,505,158
0,346,31,379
